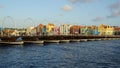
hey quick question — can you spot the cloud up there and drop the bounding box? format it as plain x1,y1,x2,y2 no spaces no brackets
107,10,120,18
69,0,79,3
109,1,120,10
69,0,100,3
92,16,105,21
62,5,72,11
107,1,120,18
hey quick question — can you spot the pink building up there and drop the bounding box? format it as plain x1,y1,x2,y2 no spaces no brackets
54,27,59,35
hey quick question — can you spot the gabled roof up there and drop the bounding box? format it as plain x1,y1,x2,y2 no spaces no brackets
100,24,107,28
48,23,54,26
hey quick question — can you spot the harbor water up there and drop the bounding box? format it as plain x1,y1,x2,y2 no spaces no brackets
0,40,120,68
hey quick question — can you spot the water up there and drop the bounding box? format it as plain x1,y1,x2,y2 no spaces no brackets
0,40,120,68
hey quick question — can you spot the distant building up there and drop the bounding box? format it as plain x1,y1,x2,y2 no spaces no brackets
31,27,37,36
80,26,92,35
0,27,2,36
46,23,54,35
17,29,26,36
70,25,80,35
98,24,107,36
36,24,44,35
26,26,36,36
105,26,114,36
2,29,18,36
54,27,59,35
80,26,86,35
91,25,99,35
85,26,93,35
42,26,46,35
60,24,72,35
114,27,120,35
98,24,116,36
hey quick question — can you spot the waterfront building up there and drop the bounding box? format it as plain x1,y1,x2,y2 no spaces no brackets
54,27,59,35
46,23,54,35
36,24,44,35
26,26,35,36
98,24,107,36
42,26,46,35
2,29,18,36
114,26,120,35
85,26,93,35
70,25,80,35
80,26,87,35
16,29,26,36
31,27,37,36
91,25,99,35
0,27,2,36
80,26,92,35
59,25,64,35
60,24,72,35
105,26,114,36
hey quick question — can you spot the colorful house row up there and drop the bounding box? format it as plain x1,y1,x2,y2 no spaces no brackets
25,23,120,36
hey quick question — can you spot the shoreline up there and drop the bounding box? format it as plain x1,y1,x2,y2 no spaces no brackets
0,35,119,45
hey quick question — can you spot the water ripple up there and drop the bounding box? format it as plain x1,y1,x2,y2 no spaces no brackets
0,40,120,68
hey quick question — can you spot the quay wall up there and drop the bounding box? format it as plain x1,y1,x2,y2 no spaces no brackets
0,35,120,41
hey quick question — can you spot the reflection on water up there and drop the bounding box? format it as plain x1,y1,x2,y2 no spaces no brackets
0,40,120,68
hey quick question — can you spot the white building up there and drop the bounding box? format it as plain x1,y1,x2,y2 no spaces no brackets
60,24,72,35
26,27,36,36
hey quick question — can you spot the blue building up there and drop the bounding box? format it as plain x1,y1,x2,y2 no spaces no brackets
93,29,99,35
42,26,46,35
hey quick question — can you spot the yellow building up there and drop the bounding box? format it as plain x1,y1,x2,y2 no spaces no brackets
98,24,107,36
98,24,115,36
105,26,114,36
46,23,54,35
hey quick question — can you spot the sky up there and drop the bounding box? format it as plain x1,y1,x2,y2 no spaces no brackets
0,0,120,28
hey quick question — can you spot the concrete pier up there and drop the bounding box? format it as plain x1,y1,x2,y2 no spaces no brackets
60,40,70,43
87,39,96,41
0,35,119,45
0,41,24,45
70,39,80,42
80,39,88,42
95,39,102,41
44,40,60,43
24,40,44,44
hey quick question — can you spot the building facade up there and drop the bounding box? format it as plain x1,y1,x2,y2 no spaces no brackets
60,24,72,35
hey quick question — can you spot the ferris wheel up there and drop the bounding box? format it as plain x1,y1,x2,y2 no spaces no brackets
24,17,35,28
2,16,16,30
1,16,16,36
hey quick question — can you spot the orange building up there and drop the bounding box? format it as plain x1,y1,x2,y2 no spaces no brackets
2,29,17,36
36,24,44,35
70,25,80,35
114,27,120,35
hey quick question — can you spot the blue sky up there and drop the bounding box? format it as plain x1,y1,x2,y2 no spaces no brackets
0,0,120,28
